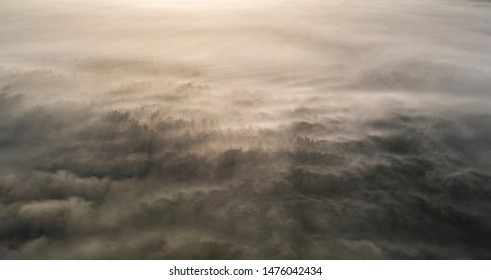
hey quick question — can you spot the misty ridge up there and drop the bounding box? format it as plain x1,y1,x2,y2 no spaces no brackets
1,0,491,259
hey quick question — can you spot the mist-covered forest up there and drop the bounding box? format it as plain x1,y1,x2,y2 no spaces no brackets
1,0,491,259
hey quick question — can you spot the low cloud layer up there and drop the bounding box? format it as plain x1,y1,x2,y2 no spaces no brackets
1,0,491,259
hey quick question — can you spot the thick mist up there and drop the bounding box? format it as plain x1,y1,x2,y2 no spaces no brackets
1,0,491,259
